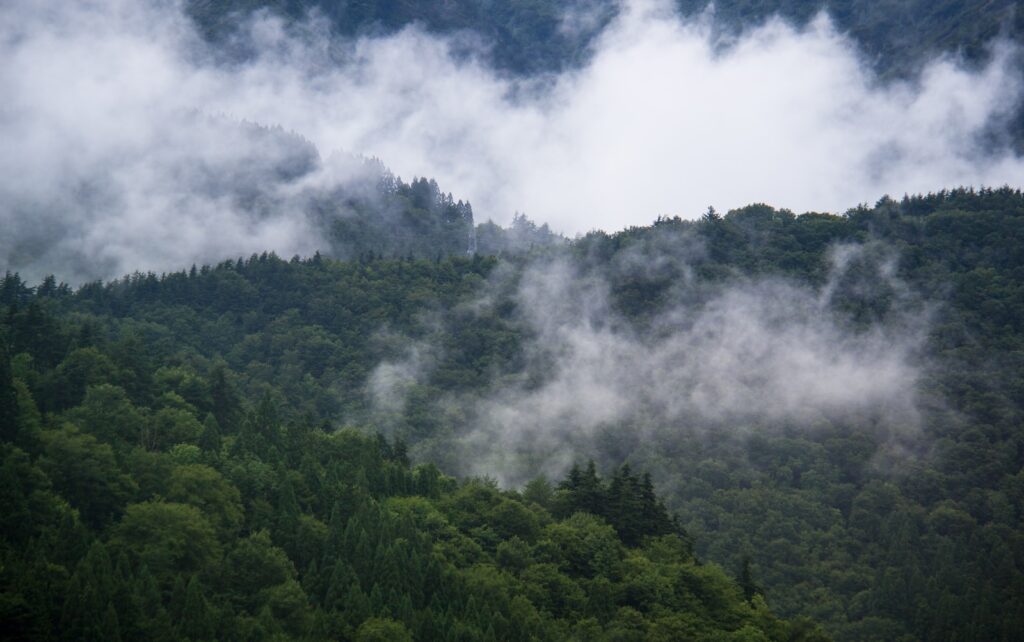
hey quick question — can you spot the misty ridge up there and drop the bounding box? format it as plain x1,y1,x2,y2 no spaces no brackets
3,0,1024,283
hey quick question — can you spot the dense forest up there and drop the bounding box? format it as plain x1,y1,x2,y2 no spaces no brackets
0,280,820,640
674,0,1022,74
187,0,1023,76
187,0,618,75
3,187,1024,639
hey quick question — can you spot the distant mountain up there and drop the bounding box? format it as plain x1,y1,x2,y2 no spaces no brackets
0,109,558,282
186,0,618,75
681,0,1024,148
187,0,1024,150
678,0,1021,76
188,0,1022,76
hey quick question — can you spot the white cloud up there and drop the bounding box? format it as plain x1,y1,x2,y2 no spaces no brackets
1,0,1022,281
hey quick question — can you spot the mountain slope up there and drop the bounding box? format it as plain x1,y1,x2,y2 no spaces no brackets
0,312,821,641
188,0,1023,76
4,187,1024,639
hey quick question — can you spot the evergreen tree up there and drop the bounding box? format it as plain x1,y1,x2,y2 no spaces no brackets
180,576,213,641
198,413,221,453
0,454,31,543
0,337,18,442
99,603,122,642
739,556,761,603
208,365,241,432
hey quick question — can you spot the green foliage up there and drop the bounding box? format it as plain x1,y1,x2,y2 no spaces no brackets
355,617,414,642
111,502,221,587
0,285,799,641
166,464,244,536
65,384,144,446
187,0,1023,85
556,462,683,548
4,186,1024,639
188,0,617,76
675,0,1021,78
39,425,137,529
0,363,793,641
0,338,18,443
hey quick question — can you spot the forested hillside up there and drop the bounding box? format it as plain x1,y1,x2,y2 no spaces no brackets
187,0,617,75
5,1,1024,640
676,0,1022,75
188,0,1023,75
0,296,820,641
3,187,1024,639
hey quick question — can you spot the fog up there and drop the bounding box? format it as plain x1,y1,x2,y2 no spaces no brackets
2,0,1022,282
363,238,927,485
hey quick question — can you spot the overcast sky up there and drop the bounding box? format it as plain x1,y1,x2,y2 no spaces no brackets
2,0,1023,279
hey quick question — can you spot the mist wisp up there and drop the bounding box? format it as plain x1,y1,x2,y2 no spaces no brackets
366,239,927,485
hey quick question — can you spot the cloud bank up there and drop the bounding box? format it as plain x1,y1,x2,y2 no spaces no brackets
2,0,1023,281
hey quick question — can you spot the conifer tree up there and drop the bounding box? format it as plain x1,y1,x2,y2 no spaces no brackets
180,576,213,641
198,413,221,453
100,603,122,642
0,337,18,443
0,455,31,543
208,365,241,431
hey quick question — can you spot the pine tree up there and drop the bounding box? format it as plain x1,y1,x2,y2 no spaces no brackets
198,413,221,453
608,465,643,546
61,541,117,639
59,574,90,641
0,337,19,443
180,576,213,641
323,560,355,612
739,557,761,603
169,576,188,623
638,472,672,537
343,581,372,627
52,510,89,570
134,565,175,642
99,603,122,642
112,552,140,640
208,364,241,431
274,472,301,554
0,272,31,306
0,455,31,543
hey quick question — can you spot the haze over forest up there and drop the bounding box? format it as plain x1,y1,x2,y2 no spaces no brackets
1,1,1023,641
2,0,1024,280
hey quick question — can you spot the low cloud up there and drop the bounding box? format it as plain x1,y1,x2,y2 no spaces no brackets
367,334,441,431
1,0,1022,282
460,250,925,483
365,241,926,485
